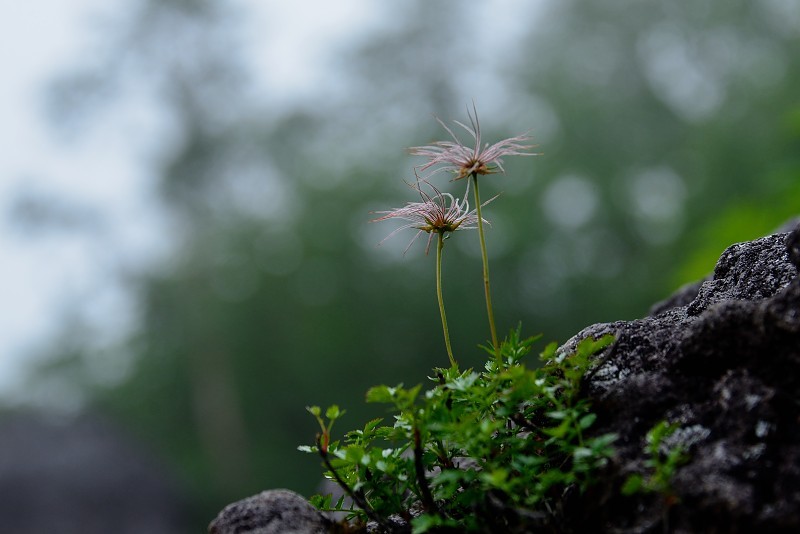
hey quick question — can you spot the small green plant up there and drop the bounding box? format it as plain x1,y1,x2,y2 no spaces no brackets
621,420,689,499
301,106,616,531
300,329,617,532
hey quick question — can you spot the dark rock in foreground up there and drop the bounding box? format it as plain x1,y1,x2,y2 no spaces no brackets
563,225,800,532
208,489,330,534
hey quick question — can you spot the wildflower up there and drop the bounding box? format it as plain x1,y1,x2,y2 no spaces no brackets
412,104,534,353
370,180,492,255
410,103,535,180
372,179,492,367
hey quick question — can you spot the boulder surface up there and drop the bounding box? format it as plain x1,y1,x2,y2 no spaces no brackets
562,224,800,532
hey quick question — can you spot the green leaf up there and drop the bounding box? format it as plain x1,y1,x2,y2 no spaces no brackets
411,513,459,533
343,445,368,465
364,418,383,433
588,433,618,453
578,413,597,429
334,494,346,509
431,469,478,499
325,405,343,420
308,493,331,509
539,341,559,362
365,384,397,404
481,468,509,489
573,447,593,461
646,420,677,447
446,371,479,392
621,474,643,495
543,419,570,439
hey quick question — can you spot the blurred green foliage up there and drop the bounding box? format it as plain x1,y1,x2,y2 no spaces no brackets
22,0,800,529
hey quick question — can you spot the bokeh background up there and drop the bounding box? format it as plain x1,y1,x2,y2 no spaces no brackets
2,0,799,531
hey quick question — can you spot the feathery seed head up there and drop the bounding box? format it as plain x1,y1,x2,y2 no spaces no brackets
371,179,493,255
410,103,536,181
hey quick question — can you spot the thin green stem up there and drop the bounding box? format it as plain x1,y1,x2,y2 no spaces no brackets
472,173,499,353
436,232,457,367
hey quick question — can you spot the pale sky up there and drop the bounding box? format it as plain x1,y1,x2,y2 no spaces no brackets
0,0,131,396
0,0,387,400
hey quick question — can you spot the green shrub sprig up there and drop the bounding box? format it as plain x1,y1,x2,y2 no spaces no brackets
622,420,688,499
301,329,616,532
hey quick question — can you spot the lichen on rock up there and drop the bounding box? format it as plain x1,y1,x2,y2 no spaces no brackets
563,223,800,532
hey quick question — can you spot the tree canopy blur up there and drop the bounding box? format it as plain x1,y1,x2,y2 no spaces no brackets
18,0,800,528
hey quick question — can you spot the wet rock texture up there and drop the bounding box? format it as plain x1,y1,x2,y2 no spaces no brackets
564,224,800,532
208,489,331,534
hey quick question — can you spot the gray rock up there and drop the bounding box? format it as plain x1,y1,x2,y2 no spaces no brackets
685,232,796,316
560,223,800,532
208,489,331,534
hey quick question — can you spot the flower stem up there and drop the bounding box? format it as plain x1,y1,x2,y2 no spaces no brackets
436,232,456,367
472,173,499,353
